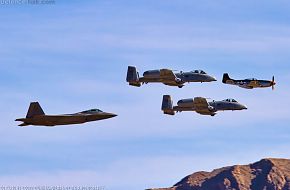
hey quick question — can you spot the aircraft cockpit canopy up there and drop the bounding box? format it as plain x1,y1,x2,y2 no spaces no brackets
81,109,103,114
223,99,237,103
192,70,207,74
246,78,257,81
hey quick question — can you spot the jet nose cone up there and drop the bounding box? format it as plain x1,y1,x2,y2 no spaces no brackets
107,113,117,118
242,105,248,110
211,76,217,81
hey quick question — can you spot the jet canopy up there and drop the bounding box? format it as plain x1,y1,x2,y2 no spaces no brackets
191,70,207,74
81,109,103,114
223,99,237,103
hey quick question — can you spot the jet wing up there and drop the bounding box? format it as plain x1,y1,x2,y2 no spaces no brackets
160,69,177,80
193,97,212,115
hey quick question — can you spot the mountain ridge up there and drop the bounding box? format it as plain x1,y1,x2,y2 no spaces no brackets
148,158,290,190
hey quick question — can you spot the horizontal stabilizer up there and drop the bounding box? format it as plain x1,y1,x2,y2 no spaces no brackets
18,123,29,127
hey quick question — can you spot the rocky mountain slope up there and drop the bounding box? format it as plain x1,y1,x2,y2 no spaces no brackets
148,158,290,190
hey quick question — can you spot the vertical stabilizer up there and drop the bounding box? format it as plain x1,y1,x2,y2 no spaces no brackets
26,102,45,118
126,66,141,87
222,73,233,83
161,95,175,115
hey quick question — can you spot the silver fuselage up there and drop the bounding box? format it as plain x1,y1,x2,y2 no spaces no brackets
228,79,273,89
174,99,247,115
140,70,216,86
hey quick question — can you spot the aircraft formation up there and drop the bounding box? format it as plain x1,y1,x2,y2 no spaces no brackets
126,66,275,117
15,66,276,126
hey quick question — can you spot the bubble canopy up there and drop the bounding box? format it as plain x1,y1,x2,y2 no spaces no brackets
190,70,207,74
223,99,237,102
80,109,103,114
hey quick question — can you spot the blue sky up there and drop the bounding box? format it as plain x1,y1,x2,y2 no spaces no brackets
0,0,290,189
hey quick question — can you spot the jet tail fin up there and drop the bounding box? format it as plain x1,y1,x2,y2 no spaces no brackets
26,102,45,118
161,95,175,115
222,73,233,83
126,66,141,87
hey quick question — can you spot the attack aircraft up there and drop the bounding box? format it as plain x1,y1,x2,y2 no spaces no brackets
161,95,247,116
126,66,216,88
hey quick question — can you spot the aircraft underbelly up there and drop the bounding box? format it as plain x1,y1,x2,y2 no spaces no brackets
162,82,180,86
31,116,86,126
239,84,253,89
51,117,86,125
139,77,162,83
174,106,195,112
196,111,212,115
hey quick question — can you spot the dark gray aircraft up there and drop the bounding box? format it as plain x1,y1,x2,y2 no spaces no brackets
15,102,117,127
222,73,276,90
162,95,247,116
126,66,216,88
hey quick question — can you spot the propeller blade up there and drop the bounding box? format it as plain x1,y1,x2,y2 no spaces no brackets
271,76,275,90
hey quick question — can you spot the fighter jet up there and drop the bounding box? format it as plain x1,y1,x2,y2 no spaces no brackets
15,102,117,127
222,73,276,90
126,66,216,88
161,95,247,116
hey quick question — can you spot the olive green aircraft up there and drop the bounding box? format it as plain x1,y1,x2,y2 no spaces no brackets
222,73,276,90
126,66,216,88
15,102,117,127
162,95,247,116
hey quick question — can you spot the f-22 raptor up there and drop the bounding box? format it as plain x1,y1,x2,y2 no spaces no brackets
16,102,117,127
126,66,216,88
162,95,247,116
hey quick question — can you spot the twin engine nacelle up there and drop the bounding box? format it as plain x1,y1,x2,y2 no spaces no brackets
177,98,194,107
143,70,160,78
177,99,216,112
143,70,183,83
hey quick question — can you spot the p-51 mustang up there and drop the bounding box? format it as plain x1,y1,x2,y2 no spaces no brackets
222,73,276,90
161,95,247,116
15,102,117,127
126,66,216,88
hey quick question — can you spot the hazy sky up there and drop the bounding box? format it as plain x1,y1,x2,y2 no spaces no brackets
0,1,290,189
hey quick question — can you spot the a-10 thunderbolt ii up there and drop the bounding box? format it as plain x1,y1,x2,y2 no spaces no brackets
126,66,216,88
161,95,247,116
15,102,117,127
222,73,276,90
